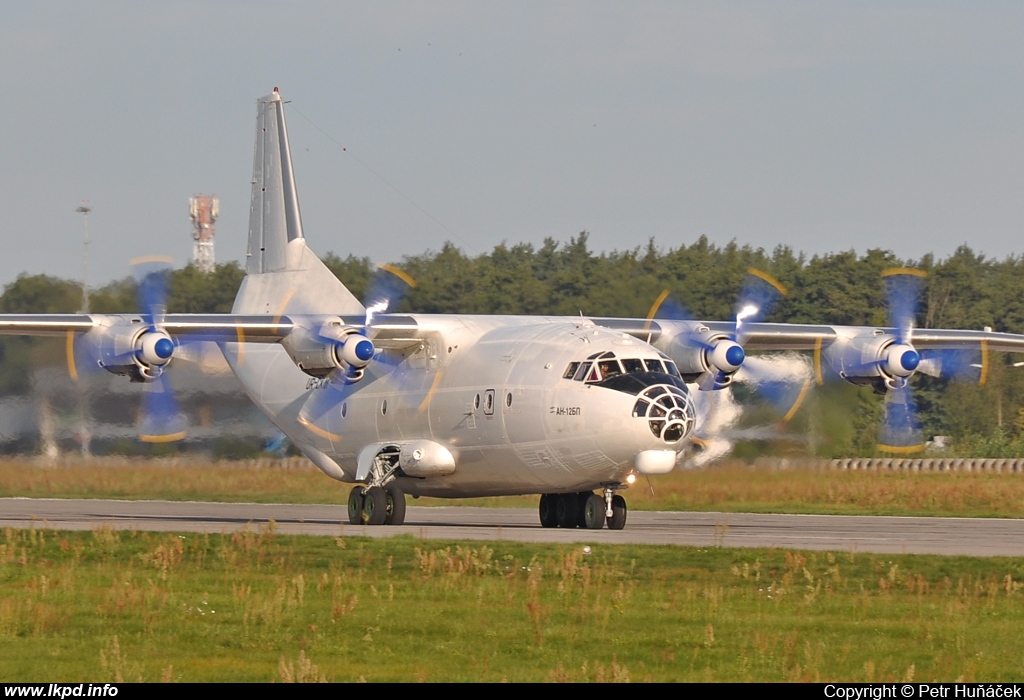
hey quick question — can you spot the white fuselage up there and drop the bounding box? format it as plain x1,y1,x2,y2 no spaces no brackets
222,315,693,497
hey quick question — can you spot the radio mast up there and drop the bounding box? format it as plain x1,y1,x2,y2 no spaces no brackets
190,195,218,273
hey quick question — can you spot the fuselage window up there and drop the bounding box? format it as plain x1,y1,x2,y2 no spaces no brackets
643,358,666,374
572,362,593,382
563,362,580,379
474,394,481,409
622,358,645,374
341,402,347,418
506,392,513,407
484,389,495,415
381,399,388,416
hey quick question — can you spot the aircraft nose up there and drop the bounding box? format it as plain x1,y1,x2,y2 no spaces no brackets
630,383,696,446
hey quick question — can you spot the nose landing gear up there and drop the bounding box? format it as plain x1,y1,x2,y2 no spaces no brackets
538,489,627,530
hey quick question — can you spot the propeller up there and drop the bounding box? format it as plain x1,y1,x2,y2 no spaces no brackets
651,268,810,416
649,269,813,455
131,258,187,443
66,257,188,443
875,267,927,452
296,264,420,444
872,267,987,453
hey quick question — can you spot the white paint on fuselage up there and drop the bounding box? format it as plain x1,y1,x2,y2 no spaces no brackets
224,316,689,498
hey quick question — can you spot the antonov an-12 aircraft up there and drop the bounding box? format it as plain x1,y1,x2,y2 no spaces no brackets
4,89,1024,531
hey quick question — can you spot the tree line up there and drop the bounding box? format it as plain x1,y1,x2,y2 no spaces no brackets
4,234,1024,457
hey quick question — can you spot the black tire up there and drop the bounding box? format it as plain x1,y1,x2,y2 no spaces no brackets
347,487,365,525
538,494,558,528
362,486,389,526
555,493,580,528
582,493,606,530
607,494,627,530
385,485,407,526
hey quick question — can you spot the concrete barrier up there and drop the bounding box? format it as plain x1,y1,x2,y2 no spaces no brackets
714,457,1024,472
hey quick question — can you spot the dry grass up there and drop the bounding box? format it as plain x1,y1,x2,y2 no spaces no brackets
2,457,1024,518
626,465,1024,517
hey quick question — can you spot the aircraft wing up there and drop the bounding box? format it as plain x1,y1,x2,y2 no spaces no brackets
0,315,95,337
0,312,427,354
594,318,1024,352
4,312,1018,353
594,318,837,349
0,314,293,342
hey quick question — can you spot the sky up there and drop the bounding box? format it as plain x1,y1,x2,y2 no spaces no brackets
2,1,1024,288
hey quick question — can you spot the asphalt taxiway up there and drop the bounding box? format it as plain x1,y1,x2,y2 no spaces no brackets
3,497,1024,556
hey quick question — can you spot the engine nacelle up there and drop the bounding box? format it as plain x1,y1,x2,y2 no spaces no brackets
86,323,176,382
667,328,745,387
822,334,921,393
282,319,375,379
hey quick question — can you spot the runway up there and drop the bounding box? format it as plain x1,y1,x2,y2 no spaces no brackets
2,497,1024,556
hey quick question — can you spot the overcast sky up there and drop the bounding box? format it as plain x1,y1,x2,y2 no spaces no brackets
2,1,1023,288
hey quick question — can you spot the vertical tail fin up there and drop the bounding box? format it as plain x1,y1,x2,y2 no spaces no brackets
247,88,303,274
234,89,364,316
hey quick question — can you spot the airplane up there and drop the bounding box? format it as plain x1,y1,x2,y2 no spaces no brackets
4,88,1024,531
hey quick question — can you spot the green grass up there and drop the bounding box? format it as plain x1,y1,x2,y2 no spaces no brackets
5,458,1024,518
3,526,1024,681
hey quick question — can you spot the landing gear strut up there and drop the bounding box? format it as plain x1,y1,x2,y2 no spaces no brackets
607,494,627,530
538,490,626,530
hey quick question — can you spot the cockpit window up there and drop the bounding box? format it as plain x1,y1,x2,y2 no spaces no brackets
572,362,593,382
622,358,645,374
643,358,666,374
568,355,682,382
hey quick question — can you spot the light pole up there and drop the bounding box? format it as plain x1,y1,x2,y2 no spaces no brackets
74,201,92,457
76,202,91,313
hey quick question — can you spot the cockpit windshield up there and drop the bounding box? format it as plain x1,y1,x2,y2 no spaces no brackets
563,351,681,384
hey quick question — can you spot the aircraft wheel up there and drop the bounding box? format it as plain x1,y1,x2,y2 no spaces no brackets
555,493,580,528
538,494,558,528
582,493,606,530
385,486,406,526
347,487,365,525
607,495,627,530
362,486,389,526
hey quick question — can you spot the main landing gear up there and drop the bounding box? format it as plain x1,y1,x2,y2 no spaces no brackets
347,445,407,526
539,489,627,530
348,485,407,526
